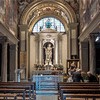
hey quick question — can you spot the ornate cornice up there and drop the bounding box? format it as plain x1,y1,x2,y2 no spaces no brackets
21,0,76,23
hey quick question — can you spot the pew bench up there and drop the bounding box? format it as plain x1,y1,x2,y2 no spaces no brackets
58,86,100,100
0,88,26,100
64,94,100,100
0,82,36,100
59,86,100,90
0,93,17,100
58,82,100,100
58,82,98,85
60,89,100,100
58,82,99,90
0,86,32,99
66,98,85,100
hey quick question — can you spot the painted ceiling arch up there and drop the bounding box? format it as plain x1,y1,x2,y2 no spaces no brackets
20,0,77,32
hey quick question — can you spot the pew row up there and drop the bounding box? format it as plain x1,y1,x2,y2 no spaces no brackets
60,88,100,100
0,82,36,100
58,82,100,100
0,93,17,100
65,94,100,100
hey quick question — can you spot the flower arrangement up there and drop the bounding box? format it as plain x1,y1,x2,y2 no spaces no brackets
54,64,63,70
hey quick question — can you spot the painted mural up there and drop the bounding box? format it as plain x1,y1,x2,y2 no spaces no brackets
80,0,100,32
0,0,5,23
5,0,18,35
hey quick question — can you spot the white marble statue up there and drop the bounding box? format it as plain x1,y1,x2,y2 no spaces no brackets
44,44,52,65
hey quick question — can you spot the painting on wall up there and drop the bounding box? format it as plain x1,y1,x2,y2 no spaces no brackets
67,59,79,74
5,0,10,26
0,0,5,23
5,0,18,35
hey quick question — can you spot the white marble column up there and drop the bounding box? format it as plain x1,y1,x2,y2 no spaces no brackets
58,35,62,64
1,37,8,82
39,40,42,65
35,36,39,64
67,32,71,59
54,39,58,64
89,34,96,74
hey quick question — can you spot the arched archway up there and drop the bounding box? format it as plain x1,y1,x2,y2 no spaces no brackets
19,0,78,78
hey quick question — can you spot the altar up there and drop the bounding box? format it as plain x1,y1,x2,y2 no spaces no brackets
32,69,63,75
32,75,63,90
32,70,63,90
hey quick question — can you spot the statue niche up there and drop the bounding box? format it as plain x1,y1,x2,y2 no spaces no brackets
43,42,53,66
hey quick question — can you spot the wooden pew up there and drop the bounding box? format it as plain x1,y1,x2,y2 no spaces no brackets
0,82,36,100
0,93,17,100
58,82,100,100
59,86,100,90
65,94,100,100
58,82,99,86
66,98,85,100
0,82,35,93
0,86,31,100
58,82,98,85
58,82,99,90
60,89,100,100
0,88,25,100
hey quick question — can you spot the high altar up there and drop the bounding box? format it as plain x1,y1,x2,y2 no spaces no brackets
32,69,63,90
32,28,64,90
34,28,63,67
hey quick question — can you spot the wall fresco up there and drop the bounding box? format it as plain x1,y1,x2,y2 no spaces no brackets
5,0,18,35
0,0,5,23
80,0,100,32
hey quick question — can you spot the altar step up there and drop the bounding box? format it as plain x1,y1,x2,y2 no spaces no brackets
36,86,58,90
36,90,58,95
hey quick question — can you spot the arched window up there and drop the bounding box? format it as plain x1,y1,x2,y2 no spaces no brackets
32,17,65,32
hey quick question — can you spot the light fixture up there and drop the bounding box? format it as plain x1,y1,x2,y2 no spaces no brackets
95,36,100,42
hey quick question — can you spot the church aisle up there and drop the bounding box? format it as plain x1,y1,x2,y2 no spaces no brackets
36,90,58,100
36,95,58,100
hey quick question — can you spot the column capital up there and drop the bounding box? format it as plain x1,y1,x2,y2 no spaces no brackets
58,34,62,41
68,23,78,29
89,33,96,42
9,44,18,50
19,24,28,31
89,33,96,37
0,36,8,43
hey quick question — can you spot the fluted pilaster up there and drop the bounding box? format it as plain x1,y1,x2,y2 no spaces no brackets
9,44,18,81
79,41,89,71
89,34,96,74
0,37,8,82
54,38,58,64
